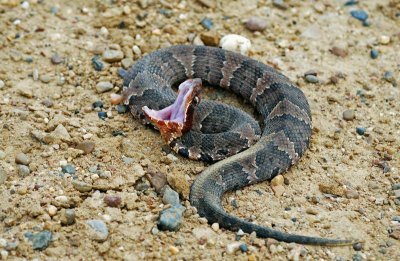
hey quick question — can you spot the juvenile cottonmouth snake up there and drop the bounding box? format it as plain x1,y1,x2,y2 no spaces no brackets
121,45,356,246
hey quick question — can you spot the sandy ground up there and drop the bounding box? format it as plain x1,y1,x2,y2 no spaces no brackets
0,0,399,260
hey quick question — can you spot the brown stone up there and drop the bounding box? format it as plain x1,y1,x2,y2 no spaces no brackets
76,141,95,154
200,32,220,46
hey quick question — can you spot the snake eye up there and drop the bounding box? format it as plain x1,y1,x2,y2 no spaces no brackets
193,96,200,105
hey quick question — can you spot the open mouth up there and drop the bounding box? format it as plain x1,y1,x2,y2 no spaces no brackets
142,78,202,142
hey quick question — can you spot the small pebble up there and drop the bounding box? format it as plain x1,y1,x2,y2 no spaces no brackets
163,186,180,206
86,220,109,242
47,205,57,216
305,75,319,83
17,165,30,177
344,0,358,6
145,169,167,194
343,109,355,121
96,81,113,93
200,18,213,30
330,46,348,57
51,54,63,64
72,180,92,193
350,10,368,22
60,209,75,226
392,183,400,190
273,0,288,10
157,205,185,231
239,244,248,252
40,75,51,83
271,175,284,186
21,1,29,9
245,17,267,32
102,49,124,62
356,127,365,135
116,104,127,113
383,71,396,85
15,152,30,165
169,245,179,255
25,230,52,250
353,242,363,251
25,56,33,63
370,49,378,59
76,141,95,154
121,57,134,69
98,111,107,120
379,35,390,45
117,68,127,78
104,195,122,207
211,223,219,231
91,56,104,71
196,0,216,8
200,32,220,46
62,164,76,174
92,100,104,108
226,242,242,254
0,80,5,89
110,94,123,105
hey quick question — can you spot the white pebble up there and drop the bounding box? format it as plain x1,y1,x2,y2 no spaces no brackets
83,133,93,140
211,223,219,231
220,34,251,55
1,250,8,260
100,27,109,37
132,45,142,56
21,1,29,9
379,35,390,45
59,160,68,167
13,19,21,25
226,242,242,254
0,80,4,89
47,205,57,216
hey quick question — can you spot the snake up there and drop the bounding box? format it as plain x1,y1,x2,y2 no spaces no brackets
121,45,356,246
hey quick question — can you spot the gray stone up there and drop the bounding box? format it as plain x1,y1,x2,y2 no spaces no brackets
72,180,92,193
102,49,124,62
305,75,319,83
86,220,109,242
17,165,30,177
273,0,288,10
162,185,180,206
15,152,30,165
60,209,75,226
0,80,4,89
39,74,51,83
245,17,268,32
25,230,52,250
157,205,185,231
96,81,113,93
343,109,355,121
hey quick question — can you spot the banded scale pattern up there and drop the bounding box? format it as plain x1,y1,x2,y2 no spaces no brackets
122,45,355,246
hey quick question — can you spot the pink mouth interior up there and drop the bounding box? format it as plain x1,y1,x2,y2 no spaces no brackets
142,79,196,124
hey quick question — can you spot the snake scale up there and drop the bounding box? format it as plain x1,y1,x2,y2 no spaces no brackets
121,45,355,246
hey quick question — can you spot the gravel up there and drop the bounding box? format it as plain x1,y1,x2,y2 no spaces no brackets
85,220,109,242
96,81,113,93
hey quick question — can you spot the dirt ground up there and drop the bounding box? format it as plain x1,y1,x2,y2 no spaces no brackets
0,0,399,260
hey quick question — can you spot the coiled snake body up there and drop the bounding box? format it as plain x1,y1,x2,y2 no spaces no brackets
122,45,354,246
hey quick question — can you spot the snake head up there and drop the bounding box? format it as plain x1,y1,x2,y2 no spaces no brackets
142,78,202,143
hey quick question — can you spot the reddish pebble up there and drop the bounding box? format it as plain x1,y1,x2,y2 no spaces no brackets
104,195,121,207
110,93,123,105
